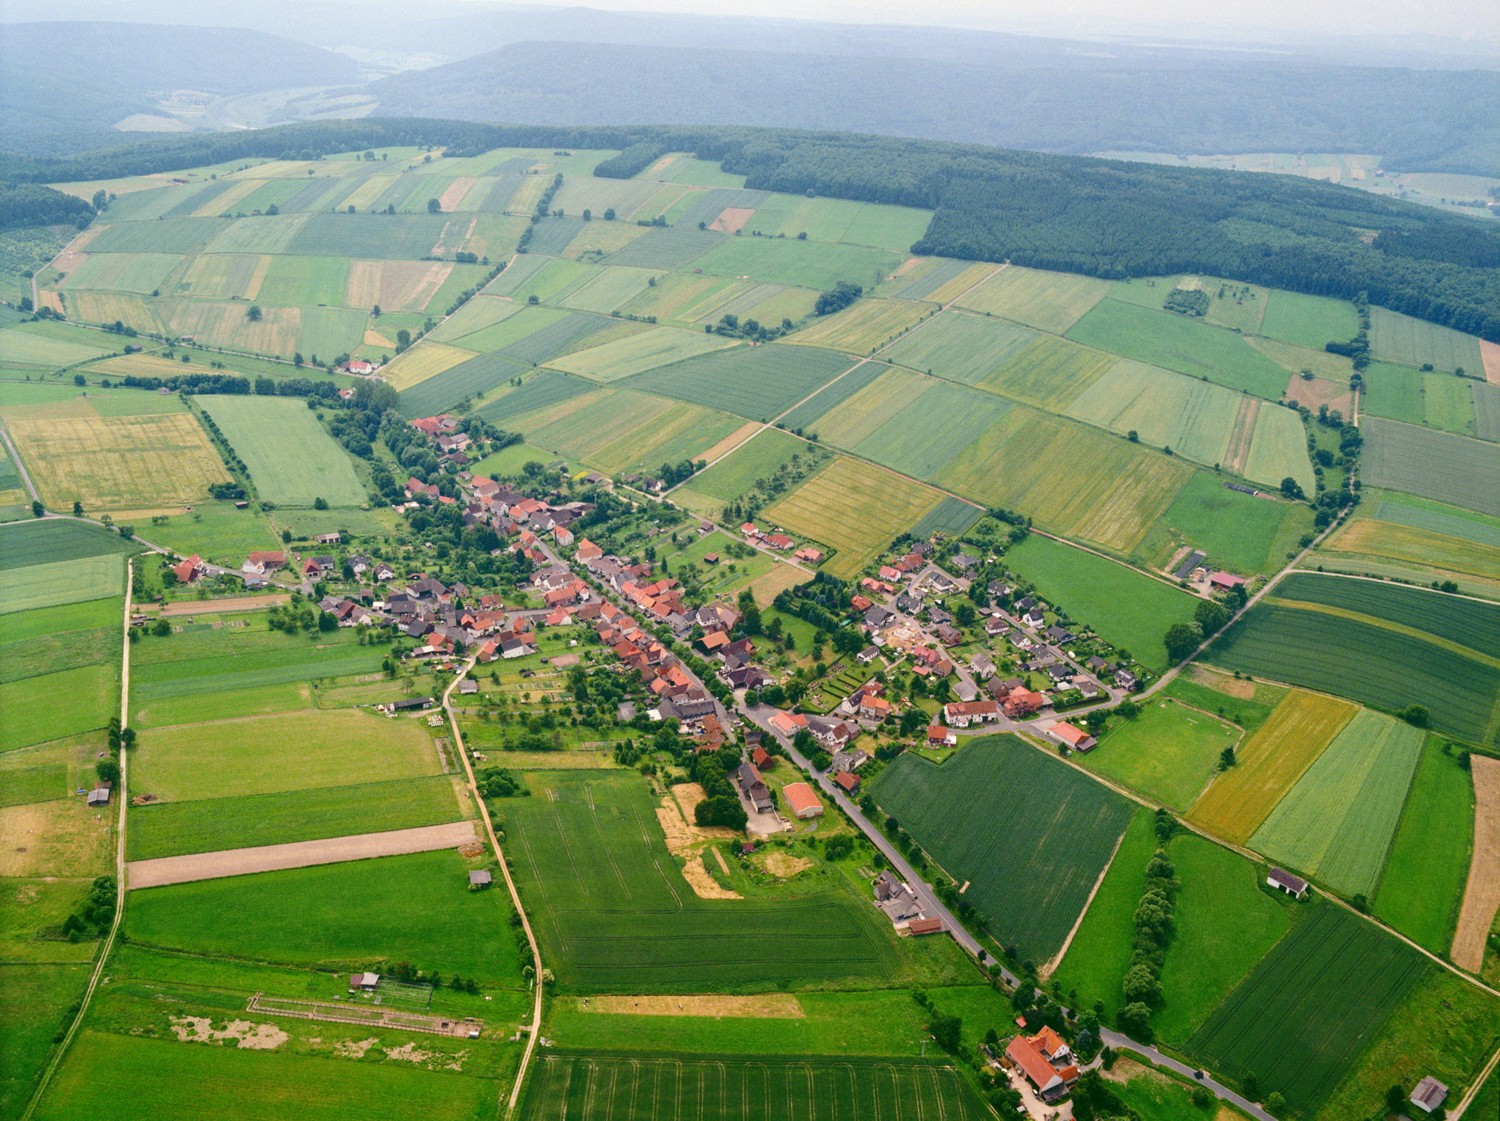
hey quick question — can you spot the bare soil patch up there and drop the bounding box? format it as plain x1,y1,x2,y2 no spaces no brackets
1452,754,1500,971
159,595,288,617
1222,395,1261,477
656,784,740,899
888,256,922,279
1186,664,1256,700
1100,1057,1169,1087
127,821,477,888
759,851,813,879
1283,373,1353,417
1481,339,1500,386
698,421,762,466
0,801,113,878
709,207,755,234
170,1016,288,1050
439,177,478,212
365,328,395,349
583,993,804,1018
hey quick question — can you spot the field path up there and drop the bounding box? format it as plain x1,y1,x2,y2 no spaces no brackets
20,559,133,1121
1452,755,1500,972
126,822,477,888
0,422,41,503
442,660,544,1116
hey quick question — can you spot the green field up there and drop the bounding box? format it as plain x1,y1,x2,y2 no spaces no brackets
1080,699,1240,809
0,964,92,1121
671,428,808,506
33,1029,494,1121
1153,836,1294,1045
1207,601,1500,745
788,298,930,355
1002,535,1199,670
954,266,1110,332
1369,307,1485,374
1372,744,1475,953
126,847,523,982
1067,299,1292,398
1049,810,1156,1016
195,395,366,508
764,456,941,578
694,237,901,292
1362,416,1500,518
0,663,118,751
128,774,465,860
504,771,906,991
546,325,735,382
521,1051,989,1121
0,553,124,614
130,709,441,802
255,254,348,308
515,389,742,475
396,352,529,417
881,310,1038,386
1067,359,1240,463
622,344,854,422
871,736,1134,962
0,520,141,571
1188,903,1426,1112
1257,290,1359,350
737,195,932,250
1140,472,1311,575
475,369,594,426
1274,571,1500,658
1249,709,1423,897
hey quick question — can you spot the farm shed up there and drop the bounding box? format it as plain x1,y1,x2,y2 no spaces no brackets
907,917,944,936
783,782,823,819
468,870,492,890
391,697,434,712
348,972,380,992
86,786,111,807
1047,721,1097,752
1266,867,1309,899
1410,1077,1448,1113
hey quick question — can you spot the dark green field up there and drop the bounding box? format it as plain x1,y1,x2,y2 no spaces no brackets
506,771,906,991
396,352,529,417
1274,572,1500,658
520,1051,991,1121
622,344,855,422
869,736,1134,962
1188,904,1425,1112
0,519,141,570
1206,602,1500,744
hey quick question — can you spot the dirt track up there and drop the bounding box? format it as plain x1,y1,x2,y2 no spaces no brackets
1453,755,1500,972
127,822,477,888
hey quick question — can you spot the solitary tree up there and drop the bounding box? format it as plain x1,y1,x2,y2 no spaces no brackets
72,500,83,517
247,305,262,322
427,198,441,214
1163,622,1202,663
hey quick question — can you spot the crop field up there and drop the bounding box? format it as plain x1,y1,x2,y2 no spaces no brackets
908,496,982,538
1419,371,1480,435
737,195,933,251
1002,535,1197,670
127,847,522,981
1373,744,1474,953
936,407,1191,553
0,519,138,569
1081,699,1240,809
1067,299,1292,399
516,389,743,475
1368,417,1500,516
379,340,478,391
1067,359,1244,466
1152,837,1295,1044
1257,290,1359,349
497,311,619,367
285,212,457,259
1475,382,1500,440
1369,307,1485,374
1250,710,1423,897
505,771,902,991
775,361,888,433
1049,811,1155,1011
344,258,456,312
871,736,1134,962
475,369,594,425
396,352,528,417
1,964,93,1120
694,237,901,293
1188,903,1426,1113
1322,517,1500,596
62,251,182,295
881,310,1037,386
602,225,725,270
296,306,365,361
426,293,524,342
622,344,855,422
953,266,1111,332
671,428,808,503
966,334,1116,410
520,1051,988,1121
547,325,737,382
561,219,652,260
1205,602,1500,745
0,553,124,614
1273,572,1500,658
254,254,347,308
130,709,442,802
8,410,226,511
1140,472,1310,575
87,217,218,255
0,663,117,751
34,1030,495,1121
165,299,300,356
1188,690,1355,843
0,322,116,367
197,395,365,507
787,298,931,355
884,258,985,302
765,457,942,577
557,265,660,315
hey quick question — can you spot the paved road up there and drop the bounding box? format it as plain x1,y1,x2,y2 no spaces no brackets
1100,1031,1275,1121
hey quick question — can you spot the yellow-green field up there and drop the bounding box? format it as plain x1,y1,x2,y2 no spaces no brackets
379,341,478,391
511,389,744,475
788,298,932,355
546,325,737,382
954,265,1112,332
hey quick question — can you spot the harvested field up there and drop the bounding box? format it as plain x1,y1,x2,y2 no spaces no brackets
1282,372,1354,416
708,207,755,234
1452,754,1500,971
1324,518,1500,591
765,457,941,577
0,799,114,878
1483,339,1500,385
345,260,453,312
126,821,478,888
8,411,227,511
1188,690,1355,843
583,994,804,1017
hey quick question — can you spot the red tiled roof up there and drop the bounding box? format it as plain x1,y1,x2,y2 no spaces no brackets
782,782,822,816
1006,1037,1062,1092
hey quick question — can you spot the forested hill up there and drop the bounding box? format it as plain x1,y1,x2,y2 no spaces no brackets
0,22,361,155
7,118,1497,340
368,40,1500,178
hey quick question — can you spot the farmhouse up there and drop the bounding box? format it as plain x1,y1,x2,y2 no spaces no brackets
927,724,957,747
1047,721,1097,752
1267,867,1309,899
1410,1077,1448,1114
241,550,286,576
782,782,823,819
943,699,999,728
172,554,203,583
833,770,860,794
736,762,774,813
1005,1027,1079,1103
873,870,924,923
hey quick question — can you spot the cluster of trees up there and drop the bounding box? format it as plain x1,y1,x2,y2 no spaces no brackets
1163,596,1236,663
689,745,748,829
1115,811,1180,1042
0,183,94,231
1325,291,1373,369
772,573,865,656
516,173,564,252
706,311,794,342
267,597,337,634
814,281,862,316
59,876,116,941
1163,287,1210,316
476,766,526,798
719,445,829,524
595,141,668,179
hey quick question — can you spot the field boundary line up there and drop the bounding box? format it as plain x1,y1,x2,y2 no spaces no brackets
1260,597,1500,669
1451,1040,1500,1120
442,659,545,1116
0,421,41,503
1042,821,1129,979
20,558,133,1121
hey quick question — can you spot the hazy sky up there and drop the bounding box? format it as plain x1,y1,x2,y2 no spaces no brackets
485,0,1499,43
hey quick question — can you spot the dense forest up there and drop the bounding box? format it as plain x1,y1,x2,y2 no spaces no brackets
4,119,1496,340
370,41,1500,178
0,184,96,231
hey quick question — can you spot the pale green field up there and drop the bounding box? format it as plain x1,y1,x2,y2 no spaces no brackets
953,265,1112,332
196,395,367,507
545,325,738,382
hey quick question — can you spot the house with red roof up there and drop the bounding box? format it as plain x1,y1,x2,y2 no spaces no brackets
858,694,892,721
1047,721,1097,752
927,725,956,747
173,555,203,584
782,782,823,819
1005,1027,1079,1102
768,710,807,738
